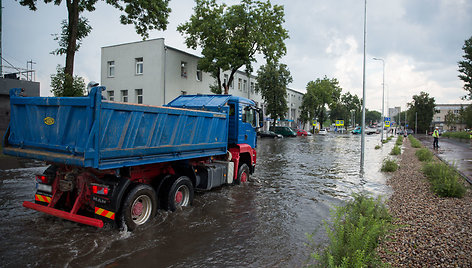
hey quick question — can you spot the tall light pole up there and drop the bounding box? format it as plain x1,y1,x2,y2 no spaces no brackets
373,57,384,142
360,0,367,168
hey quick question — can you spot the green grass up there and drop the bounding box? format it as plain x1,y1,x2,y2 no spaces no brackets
381,159,398,172
415,148,433,162
395,135,403,146
422,162,466,198
408,135,422,148
387,136,393,141
381,139,388,144
375,145,381,150
390,145,401,155
306,193,393,268
442,131,470,139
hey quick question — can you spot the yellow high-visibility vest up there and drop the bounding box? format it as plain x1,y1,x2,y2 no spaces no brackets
432,130,439,138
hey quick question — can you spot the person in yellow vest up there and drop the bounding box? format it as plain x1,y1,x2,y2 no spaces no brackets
432,127,439,149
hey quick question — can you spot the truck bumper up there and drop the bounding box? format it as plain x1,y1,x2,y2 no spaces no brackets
23,201,104,228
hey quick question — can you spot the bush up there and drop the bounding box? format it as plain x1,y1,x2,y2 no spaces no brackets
307,194,393,268
375,145,381,150
390,145,401,155
387,136,393,141
381,159,398,172
442,131,470,139
381,139,388,144
396,135,403,146
422,162,466,198
415,148,433,162
408,135,422,148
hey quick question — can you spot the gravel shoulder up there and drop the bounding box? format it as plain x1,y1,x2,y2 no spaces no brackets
378,138,472,267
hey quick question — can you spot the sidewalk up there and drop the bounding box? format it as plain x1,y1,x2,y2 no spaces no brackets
416,134,472,183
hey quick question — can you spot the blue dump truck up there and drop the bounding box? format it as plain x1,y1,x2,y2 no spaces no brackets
3,87,262,230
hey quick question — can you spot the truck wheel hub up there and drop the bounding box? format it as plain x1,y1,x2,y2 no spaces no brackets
175,191,183,204
132,201,144,216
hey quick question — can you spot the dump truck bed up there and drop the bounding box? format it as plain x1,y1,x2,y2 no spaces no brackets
3,87,230,169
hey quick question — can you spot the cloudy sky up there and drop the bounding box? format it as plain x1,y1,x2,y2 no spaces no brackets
3,0,472,112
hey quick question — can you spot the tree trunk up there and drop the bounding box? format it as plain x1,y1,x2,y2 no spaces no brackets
65,0,79,77
226,69,238,95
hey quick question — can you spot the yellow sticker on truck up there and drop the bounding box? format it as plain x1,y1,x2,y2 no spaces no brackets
35,194,51,203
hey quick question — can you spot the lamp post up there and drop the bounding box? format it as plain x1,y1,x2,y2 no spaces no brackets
373,57,385,142
360,0,367,169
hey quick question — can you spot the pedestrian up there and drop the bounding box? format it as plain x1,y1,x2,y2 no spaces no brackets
432,127,439,149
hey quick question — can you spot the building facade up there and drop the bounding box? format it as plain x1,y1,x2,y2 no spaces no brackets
100,38,305,130
433,104,469,131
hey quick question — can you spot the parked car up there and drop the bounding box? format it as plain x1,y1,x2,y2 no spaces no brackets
295,128,308,136
269,126,297,137
318,128,328,135
351,126,377,135
257,130,283,139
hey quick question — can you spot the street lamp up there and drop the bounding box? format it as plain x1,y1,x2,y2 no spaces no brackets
373,57,385,142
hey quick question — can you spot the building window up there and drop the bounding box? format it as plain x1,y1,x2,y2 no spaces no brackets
181,61,187,78
238,78,242,91
107,91,114,101
250,82,255,93
121,90,128,102
107,61,115,77
436,116,441,121
135,57,143,75
135,89,143,104
243,79,248,92
196,69,202,81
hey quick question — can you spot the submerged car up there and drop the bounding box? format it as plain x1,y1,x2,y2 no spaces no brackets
269,126,297,137
295,129,308,136
257,130,283,139
318,128,328,135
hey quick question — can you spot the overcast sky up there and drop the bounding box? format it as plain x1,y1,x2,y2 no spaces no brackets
3,0,472,112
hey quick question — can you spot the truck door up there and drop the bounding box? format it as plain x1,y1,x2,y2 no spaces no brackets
241,105,258,148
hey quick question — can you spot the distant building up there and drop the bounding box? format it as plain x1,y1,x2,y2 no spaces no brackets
433,104,469,131
388,106,401,119
0,77,40,138
100,38,305,130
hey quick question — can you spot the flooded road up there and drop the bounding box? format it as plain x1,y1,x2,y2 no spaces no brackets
0,134,395,267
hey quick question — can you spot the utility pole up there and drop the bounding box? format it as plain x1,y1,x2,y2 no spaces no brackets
360,0,367,169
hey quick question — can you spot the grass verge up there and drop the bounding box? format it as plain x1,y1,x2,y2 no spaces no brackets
415,148,433,162
408,135,422,148
442,131,469,139
375,145,381,150
422,162,467,198
306,193,393,268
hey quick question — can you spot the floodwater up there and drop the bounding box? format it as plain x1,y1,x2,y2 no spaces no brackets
0,134,396,267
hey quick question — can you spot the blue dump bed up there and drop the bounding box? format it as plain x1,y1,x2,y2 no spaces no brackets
3,87,230,170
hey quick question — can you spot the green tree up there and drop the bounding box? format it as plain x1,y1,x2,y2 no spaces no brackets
459,36,472,99
178,0,289,94
301,76,342,129
365,109,381,125
20,0,171,78
444,110,459,129
407,91,436,133
460,105,472,128
255,62,292,127
51,17,92,56
50,65,86,97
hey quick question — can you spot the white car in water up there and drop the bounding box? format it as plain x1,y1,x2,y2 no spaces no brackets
318,128,328,135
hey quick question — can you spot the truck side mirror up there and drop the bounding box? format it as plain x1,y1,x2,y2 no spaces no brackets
258,109,264,128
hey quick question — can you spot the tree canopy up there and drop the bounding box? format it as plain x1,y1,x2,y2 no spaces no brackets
329,92,362,127
301,76,342,129
255,62,292,127
20,0,171,78
50,65,86,97
459,36,472,100
407,91,436,133
178,0,289,94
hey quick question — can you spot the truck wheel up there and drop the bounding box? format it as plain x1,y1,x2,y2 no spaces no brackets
234,163,250,185
121,184,157,231
163,176,194,211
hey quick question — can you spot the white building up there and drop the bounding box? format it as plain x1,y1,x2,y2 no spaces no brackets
100,38,305,130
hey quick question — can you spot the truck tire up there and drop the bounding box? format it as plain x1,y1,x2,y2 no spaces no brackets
120,184,157,231
162,176,194,212
234,163,250,185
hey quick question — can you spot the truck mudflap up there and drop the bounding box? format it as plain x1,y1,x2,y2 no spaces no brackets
23,201,104,228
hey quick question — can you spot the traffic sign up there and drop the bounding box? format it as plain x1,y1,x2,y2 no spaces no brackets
335,120,344,126
385,120,391,127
